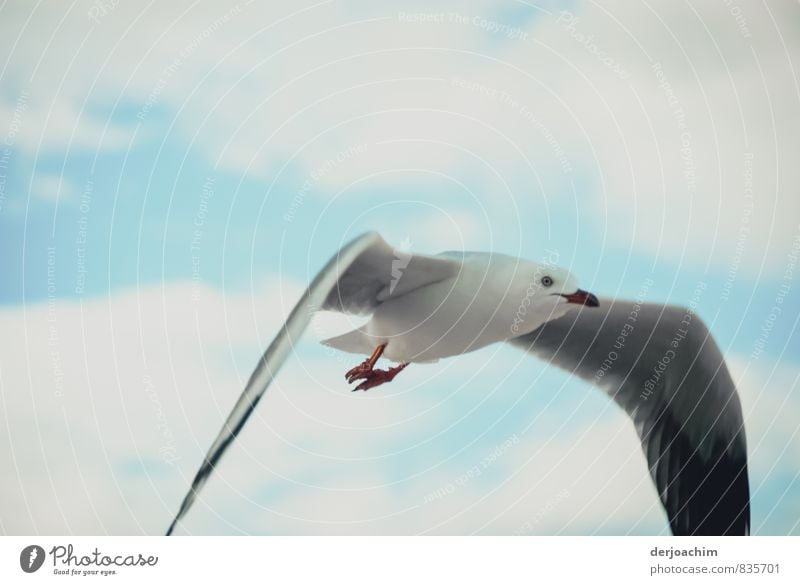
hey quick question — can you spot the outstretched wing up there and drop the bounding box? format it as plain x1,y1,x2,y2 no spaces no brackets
166,232,459,535
508,298,750,535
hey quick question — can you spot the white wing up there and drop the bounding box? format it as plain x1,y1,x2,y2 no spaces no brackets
509,298,750,535
165,232,459,535
322,234,460,314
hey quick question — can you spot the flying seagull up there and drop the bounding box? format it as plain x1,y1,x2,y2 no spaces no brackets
166,232,749,536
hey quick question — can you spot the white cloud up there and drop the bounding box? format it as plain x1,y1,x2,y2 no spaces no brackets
0,278,305,534
1,1,798,272
31,173,74,202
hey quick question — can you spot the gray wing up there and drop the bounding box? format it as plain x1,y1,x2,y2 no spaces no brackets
165,232,459,535
509,297,750,535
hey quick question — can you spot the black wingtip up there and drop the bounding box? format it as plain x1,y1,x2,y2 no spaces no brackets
644,406,751,536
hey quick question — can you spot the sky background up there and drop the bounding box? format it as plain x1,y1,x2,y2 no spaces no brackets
0,0,799,535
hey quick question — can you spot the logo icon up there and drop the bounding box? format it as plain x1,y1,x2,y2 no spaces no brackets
389,236,413,295
20,545,45,573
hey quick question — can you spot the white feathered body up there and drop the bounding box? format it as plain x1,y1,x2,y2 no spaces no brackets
323,253,576,363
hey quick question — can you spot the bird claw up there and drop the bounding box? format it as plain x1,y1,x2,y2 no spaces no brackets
349,363,408,392
345,360,373,383
344,343,407,392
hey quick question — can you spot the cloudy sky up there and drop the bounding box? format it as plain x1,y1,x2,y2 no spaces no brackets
0,0,798,535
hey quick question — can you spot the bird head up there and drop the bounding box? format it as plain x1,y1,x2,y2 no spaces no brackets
509,263,599,336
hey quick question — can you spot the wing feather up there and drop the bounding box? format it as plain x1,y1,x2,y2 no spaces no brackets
509,298,750,535
322,234,459,314
165,232,457,534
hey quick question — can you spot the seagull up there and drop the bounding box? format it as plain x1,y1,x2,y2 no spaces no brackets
166,232,749,536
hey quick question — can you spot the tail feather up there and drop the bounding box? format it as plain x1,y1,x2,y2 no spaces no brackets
321,328,371,355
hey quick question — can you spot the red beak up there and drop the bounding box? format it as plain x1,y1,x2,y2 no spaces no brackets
561,289,600,307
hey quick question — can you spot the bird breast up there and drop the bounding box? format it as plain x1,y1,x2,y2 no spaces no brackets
366,268,539,362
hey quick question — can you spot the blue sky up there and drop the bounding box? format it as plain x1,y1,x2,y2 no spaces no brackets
0,0,798,535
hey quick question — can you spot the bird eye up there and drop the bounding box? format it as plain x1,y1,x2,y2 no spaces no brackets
541,276,553,287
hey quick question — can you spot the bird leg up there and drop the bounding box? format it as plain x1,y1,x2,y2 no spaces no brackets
345,343,408,391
